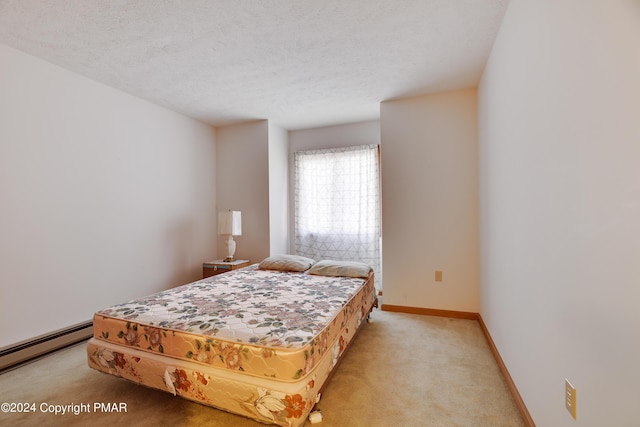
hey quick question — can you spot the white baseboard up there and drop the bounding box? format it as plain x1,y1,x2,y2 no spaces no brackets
0,321,93,372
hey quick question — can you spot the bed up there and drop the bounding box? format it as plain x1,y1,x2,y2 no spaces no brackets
87,255,377,426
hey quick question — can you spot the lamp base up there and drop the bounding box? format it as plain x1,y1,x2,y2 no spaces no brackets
224,235,236,262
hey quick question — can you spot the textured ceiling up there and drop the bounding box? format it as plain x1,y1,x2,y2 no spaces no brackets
0,0,509,129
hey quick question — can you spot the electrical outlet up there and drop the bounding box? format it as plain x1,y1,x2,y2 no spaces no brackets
435,270,443,282
565,379,576,419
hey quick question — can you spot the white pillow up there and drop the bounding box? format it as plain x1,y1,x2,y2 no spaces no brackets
258,254,316,272
308,260,372,279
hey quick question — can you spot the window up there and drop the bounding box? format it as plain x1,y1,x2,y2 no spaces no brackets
294,144,381,287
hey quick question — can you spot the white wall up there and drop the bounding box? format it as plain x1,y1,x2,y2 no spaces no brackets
0,43,217,348
268,123,289,256
478,1,640,425
216,121,271,264
288,120,380,153
287,120,381,254
380,90,479,312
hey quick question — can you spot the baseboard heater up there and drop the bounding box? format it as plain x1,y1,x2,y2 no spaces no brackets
0,320,93,372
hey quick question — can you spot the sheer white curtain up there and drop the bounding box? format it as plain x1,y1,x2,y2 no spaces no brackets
294,144,381,288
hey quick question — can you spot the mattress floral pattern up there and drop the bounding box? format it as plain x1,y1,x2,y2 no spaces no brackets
89,345,315,426
88,306,357,427
93,265,374,381
87,265,376,427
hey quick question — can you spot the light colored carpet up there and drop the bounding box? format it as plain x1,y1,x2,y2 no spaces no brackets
0,310,524,426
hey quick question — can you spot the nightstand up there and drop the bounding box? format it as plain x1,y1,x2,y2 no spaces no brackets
202,259,251,278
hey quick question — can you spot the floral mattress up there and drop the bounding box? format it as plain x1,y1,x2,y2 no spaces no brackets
89,263,376,426
92,264,375,382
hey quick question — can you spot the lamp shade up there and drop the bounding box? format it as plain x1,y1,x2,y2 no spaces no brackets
218,211,242,236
